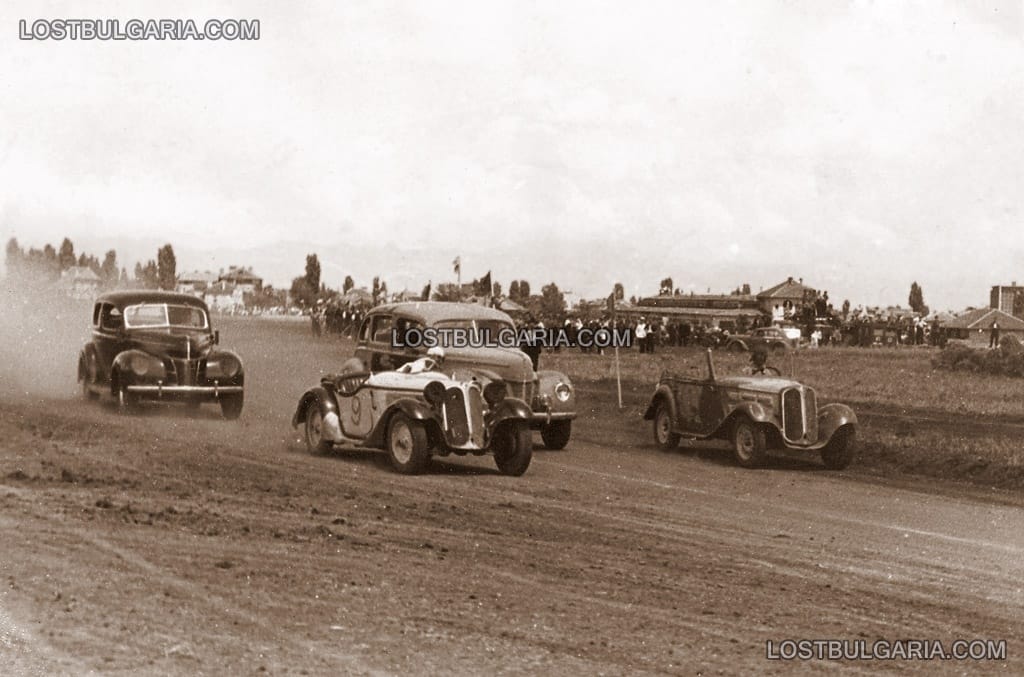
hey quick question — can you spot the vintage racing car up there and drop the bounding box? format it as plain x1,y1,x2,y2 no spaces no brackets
343,302,576,449
78,291,245,418
643,350,857,469
292,351,534,475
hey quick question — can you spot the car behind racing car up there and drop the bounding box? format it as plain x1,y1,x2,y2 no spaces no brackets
292,352,534,475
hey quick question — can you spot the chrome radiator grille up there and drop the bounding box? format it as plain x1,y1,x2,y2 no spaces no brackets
167,358,203,386
443,387,470,445
782,388,803,441
782,387,818,443
467,386,485,447
804,388,818,442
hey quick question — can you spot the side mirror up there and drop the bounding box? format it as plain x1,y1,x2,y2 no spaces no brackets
213,330,220,345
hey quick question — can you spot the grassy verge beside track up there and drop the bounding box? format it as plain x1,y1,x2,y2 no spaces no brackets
540,346,1024,491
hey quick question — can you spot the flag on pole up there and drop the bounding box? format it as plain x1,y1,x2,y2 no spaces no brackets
452,256,461,275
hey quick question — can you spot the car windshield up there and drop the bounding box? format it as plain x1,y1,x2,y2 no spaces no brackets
433,318,514,346
124,303,208,329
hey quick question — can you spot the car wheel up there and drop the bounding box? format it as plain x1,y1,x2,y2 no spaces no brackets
728,341,744,353
653,401,680,451
732,417,767,468
386,413,430,474
770,343,786,354
821,426,856,470
80,358,99,401
493,422,533,476
304,402,334,454
116,379,138,414
220,393,244,420
540,420,571,450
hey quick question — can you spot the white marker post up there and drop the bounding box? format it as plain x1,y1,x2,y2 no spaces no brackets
609,292,622,409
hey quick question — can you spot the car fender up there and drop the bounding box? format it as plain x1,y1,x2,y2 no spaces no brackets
205,349,246,385
536,369,576,413
728,339,749,352
292,386,339,429
78,345,96,383
717,402,775,436
817,403,858,443
110,349,164,390
488,398,532,427
642,384,677,421
364,398,438,448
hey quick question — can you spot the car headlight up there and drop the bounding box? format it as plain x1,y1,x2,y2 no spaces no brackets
554,382,572,402
210,355,241,378
130,354,156,377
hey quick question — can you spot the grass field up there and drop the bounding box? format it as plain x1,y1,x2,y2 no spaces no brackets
542,344,1024,418
537,344,1024,491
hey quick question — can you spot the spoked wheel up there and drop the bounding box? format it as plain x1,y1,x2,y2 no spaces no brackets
386,413,430,474
732,417,767,468
493,422,533,476
304,403,334,454
653,401,680,451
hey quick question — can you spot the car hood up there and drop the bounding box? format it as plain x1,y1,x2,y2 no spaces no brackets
715,375,803,393
127,329,214,360
440,346,535,382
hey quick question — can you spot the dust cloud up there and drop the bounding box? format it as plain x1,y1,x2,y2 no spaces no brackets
0,277,92,399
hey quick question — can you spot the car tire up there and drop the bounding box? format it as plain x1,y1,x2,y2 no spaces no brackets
732,417,767,468
653,401,680,451
820,426,856,470
494,422,533,476
386,413,430,474
115,378,139,415
728,341,744,353
80,357,99,401
220,393,244,420
770,342,786,354
540,420,571,450
304,401,334,455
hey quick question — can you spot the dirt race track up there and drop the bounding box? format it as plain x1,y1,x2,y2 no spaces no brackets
1,318,1023,675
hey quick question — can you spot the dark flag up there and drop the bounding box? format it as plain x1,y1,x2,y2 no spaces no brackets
476,271,492,296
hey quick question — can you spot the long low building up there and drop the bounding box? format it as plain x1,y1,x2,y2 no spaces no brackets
944,307,1024,344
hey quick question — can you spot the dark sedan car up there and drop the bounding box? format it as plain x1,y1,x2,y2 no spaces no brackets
78,291,244,418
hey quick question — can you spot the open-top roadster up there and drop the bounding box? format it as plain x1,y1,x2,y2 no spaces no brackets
292,351,535,475
643,350,857,469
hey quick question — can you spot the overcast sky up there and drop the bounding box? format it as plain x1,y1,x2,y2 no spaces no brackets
2,1,1023,309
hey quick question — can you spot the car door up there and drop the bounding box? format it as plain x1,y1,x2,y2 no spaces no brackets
671,377,718,435
93,303,127,381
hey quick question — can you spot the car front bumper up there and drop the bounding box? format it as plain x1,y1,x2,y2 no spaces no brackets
125,384,243,399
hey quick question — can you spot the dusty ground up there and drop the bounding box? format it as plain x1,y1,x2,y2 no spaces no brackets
1,317,1023,675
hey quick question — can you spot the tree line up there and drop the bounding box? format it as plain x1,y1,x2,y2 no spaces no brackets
5,237,177,291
